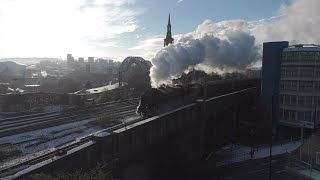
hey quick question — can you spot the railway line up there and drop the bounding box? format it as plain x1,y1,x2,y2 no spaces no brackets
0,85,260,179
0,114,144,178
0,98,140,137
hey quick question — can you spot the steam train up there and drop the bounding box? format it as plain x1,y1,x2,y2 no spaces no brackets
136,78,260,118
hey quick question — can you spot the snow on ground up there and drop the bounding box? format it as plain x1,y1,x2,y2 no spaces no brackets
0,119,93,145
75,83,120,95
215,140,302,166
0,118,99,164
0,114,140,167
120,114,140,123
297,169,320,180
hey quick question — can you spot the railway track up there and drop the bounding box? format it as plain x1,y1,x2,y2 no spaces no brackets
0,115,144,178
0,98,140,137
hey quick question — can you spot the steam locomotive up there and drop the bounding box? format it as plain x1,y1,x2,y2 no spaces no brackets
136,78,259,118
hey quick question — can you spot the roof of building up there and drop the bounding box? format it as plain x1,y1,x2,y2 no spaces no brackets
284,44,320,52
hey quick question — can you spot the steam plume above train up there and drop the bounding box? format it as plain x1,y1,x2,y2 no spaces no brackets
150,0,320,87
150,20,259,87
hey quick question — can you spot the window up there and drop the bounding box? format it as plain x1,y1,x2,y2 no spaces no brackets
315,82,320,92
305,112,312,122
284,81,291,90
316,69,320,77
298,112,304,121
290,110,296,121
299,81,313,92
291,81,297,90
306,96,312,107
316,97,320,106
301,52,307,56
298,96,304,106
290,95,297,105
300,67,314,77
284,110,289,120
292,68,298,76
285,95,290,105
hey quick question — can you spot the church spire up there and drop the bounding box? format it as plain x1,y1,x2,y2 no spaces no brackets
164,13,174,47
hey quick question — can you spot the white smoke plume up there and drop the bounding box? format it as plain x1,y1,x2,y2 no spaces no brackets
253,0,320,44
150,0,320,87
150,20,259,86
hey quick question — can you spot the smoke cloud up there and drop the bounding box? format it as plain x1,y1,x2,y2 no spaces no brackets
150,0,320,87
150,20,259,86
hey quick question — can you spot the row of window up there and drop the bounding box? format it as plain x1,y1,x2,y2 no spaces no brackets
280,80,320,92
282,57,318,62
279,108,317,122
281,67,320,77
279,95,320,107
283,51,320,57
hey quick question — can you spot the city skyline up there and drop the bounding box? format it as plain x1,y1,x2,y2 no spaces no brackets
0,0,319,63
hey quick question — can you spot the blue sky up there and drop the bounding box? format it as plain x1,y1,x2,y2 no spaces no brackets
138,0,289,35
0,0,298,61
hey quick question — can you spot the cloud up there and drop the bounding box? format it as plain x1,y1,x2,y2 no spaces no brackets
144,0,320,86
150,20,259,87
128,35,164,60
177,0,184,4
0,0,142,57
253,0,320,44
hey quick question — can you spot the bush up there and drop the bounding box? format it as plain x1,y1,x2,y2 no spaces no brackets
25,163,114,180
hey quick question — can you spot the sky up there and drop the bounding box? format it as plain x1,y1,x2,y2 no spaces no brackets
0,0,310,62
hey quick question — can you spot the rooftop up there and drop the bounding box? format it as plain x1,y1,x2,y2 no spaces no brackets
284,44,320,52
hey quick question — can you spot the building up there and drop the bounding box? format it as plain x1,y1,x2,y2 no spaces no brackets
261,41,289,132
86,64,90,73
164,14,174,47
88,57,94,63
67,54,74,62
78,57,84,63
279,44,320,128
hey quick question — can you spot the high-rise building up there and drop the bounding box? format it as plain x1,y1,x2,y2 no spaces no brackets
279,44,320,128
261,41,289,132
67,54,74,62
164,13,174,47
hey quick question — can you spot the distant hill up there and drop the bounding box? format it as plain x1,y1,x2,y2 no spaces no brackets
0,61,26,76
0,58,62,65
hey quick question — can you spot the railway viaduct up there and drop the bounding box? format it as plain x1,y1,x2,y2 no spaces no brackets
3,87,259,179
